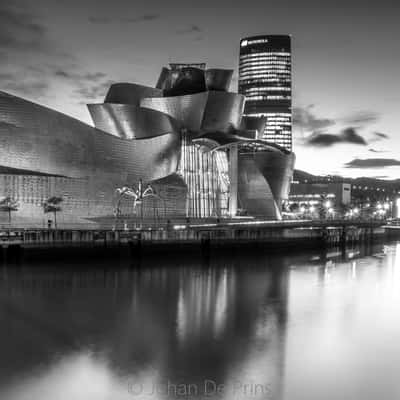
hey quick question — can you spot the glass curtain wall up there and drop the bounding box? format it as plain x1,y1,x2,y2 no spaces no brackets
180,132,230,218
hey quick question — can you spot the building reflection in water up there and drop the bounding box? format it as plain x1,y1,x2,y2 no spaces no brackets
0,254,289,400
1,242,400,400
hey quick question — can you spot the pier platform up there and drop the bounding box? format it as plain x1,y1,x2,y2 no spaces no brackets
0,219,393,262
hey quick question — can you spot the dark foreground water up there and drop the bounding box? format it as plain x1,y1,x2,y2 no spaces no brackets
1,243,400,400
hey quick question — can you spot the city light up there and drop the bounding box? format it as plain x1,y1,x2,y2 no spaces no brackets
173,225,186,230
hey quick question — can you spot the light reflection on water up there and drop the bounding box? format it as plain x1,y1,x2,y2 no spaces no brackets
0,243,400,400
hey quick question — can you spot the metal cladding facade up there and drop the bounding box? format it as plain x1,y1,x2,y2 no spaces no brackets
140,92,208,132
237,154,281,219
87,104,177,139
254,149,296,205
205,69,233,91
162,67,207,97
104,83,162,105
0,61,295,226
239,116,267,139
237,147,295,219
0,92,180,181
156,64,233,93
0,91,184,225
201,92,244,133
140,91,244,135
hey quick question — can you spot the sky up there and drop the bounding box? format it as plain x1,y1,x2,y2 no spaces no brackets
1,0,399,179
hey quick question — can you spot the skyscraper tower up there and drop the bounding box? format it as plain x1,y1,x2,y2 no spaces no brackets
239,35,292,151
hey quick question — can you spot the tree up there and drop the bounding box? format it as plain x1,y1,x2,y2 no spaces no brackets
0,197,19,224
43,196,63,228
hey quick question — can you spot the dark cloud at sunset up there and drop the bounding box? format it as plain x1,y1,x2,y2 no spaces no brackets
305,127,367,147
342,111,380,126
345,158,400,169
293,106,336,132
88,14,160,24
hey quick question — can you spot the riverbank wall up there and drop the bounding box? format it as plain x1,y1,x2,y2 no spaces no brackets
0,220,395,262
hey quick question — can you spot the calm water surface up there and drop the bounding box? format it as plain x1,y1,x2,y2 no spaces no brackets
1,243,400,400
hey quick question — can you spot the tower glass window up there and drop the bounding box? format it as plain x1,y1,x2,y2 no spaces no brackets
239,35,292,151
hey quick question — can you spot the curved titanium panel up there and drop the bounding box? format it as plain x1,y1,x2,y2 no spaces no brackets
157,67,207,97
140,92,208,132
0,91,180,182
142,91,244,135
240,116,267,138
192,132,292,153
205,69,233,91
156,67,171,90
237,153,281,219
201,91,245,133
104,83,162,106
193,131,250,150
88,104,177,139
255,151,295,204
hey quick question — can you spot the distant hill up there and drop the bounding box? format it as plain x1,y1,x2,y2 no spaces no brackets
293,169,400,192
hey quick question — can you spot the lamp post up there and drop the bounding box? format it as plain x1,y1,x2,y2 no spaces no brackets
322,199,334,220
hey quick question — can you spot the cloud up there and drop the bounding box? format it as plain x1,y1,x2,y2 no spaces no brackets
293,106,335,132
0,66,51,98
124,14,159,23
367,131,390,145
2,79,49,97
88,16,112,24
52,68,113,101
54,70,107,82
88,14,160,24
0,1,47,52
345,158,400,169
0,1,78,101
368,148,387,153
305,127,367,147
374,132,389,139
342,111,380,126
176,25,203,35
0,72,15,81
75,79,115,101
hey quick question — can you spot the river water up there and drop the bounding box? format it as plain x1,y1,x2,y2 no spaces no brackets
1,242,400,400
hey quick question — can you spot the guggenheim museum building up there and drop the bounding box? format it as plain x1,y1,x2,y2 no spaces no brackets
0,63,295,225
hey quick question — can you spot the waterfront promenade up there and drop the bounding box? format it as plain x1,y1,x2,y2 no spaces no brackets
0,219,395,262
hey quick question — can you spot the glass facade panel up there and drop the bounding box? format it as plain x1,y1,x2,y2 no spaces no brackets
179,132,230,218
239,35,292,151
